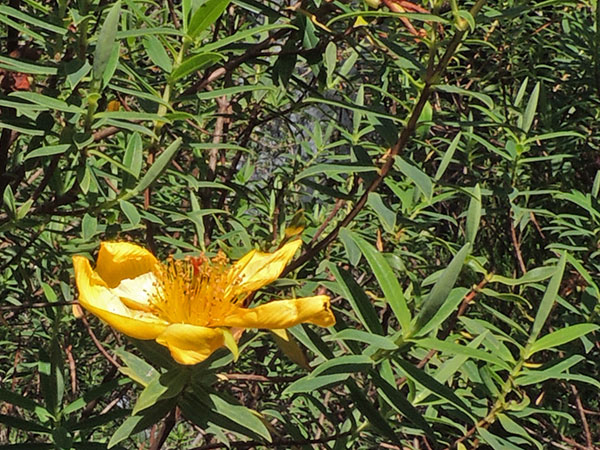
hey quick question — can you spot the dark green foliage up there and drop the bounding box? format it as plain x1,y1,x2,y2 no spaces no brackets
1,0,599,448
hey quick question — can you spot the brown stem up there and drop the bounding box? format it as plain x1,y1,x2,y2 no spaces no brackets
510,215,527,275
218,373,302,382
0,300,78,311
149,407,178,450
165,0,181,29
282,0,488,276
570,384,593,449
80,315,121,369
183,30,290,96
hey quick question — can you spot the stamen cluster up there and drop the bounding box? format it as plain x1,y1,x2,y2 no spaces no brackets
150,252,239,326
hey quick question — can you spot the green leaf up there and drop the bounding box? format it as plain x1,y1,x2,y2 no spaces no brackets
170,53,223,82
10,91,83,114
325,329,397,350
311,355,373,377
520,81,540,134
465,184,481,245
434,132,461,181
527,324,599,357
119,200,140,226
133,138,182,195
0,388,48,417
208,393,271,441
93,1,121,83
415,337,512,370
325,41,336,84
412,243,470,334
338,228,362,267
295,163,376,181
200,23,296,53
526,252,567,348
367,192,396,232
413,333,487,404
284,373,349,394
0,5,66,34
132,368,189,415
394,156,433,200
416,287,469,337
63,378,128,416
0,55,57,75
0,414,50,433
108,398,177,448
394,357,474,421
347,230,411,332
94,111,169,122
81,214,97,241
515,355,586,386
115,348,158,387
24,144,70,160
369,370,437,443
123,132,143,179
436,84,494,109
3,185,16,217
330,264,384,334
188,0,232,39
143,35,172,72
489,266,555,286
346,378,399,442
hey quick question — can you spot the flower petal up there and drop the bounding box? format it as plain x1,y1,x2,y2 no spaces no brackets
110,272,158,312
73,256,167,340
95,242,159,288
219,295,335,329
229,240,302,294
156,324,225,365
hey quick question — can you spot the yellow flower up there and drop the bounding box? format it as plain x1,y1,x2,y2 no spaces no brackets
72,241,335,365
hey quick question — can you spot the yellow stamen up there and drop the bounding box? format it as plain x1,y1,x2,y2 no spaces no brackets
150,252,241,326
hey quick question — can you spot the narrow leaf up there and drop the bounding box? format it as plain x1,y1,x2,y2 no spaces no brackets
412,243,470,334
188,0,232,39
348,230,411,332
465,184,481,245
528,324,599,356
93,1,121,82
133,138,182,194
527,252,567,348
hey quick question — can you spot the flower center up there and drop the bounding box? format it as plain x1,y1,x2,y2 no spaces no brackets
150,252,241,326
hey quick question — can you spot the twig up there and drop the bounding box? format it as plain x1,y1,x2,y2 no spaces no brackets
282,0,489,276
510,216,527,274
165,0,180,29
93,126,121,142
65,344,78,395
208,95,231,180
217,373,302,382
0,300,78,311
149,407,178,450
309,198,345,246
183,30,290,95
80,315,121,369
561,435,593,450
570,384,593,449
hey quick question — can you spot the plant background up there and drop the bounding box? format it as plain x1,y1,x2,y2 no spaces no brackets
1,0,599,448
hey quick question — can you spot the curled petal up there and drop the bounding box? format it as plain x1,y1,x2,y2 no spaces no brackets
110,272,158,312
219,295,335,329
95,242,158,288
156,324,225,365
229,240,302,294
73,256,167,340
